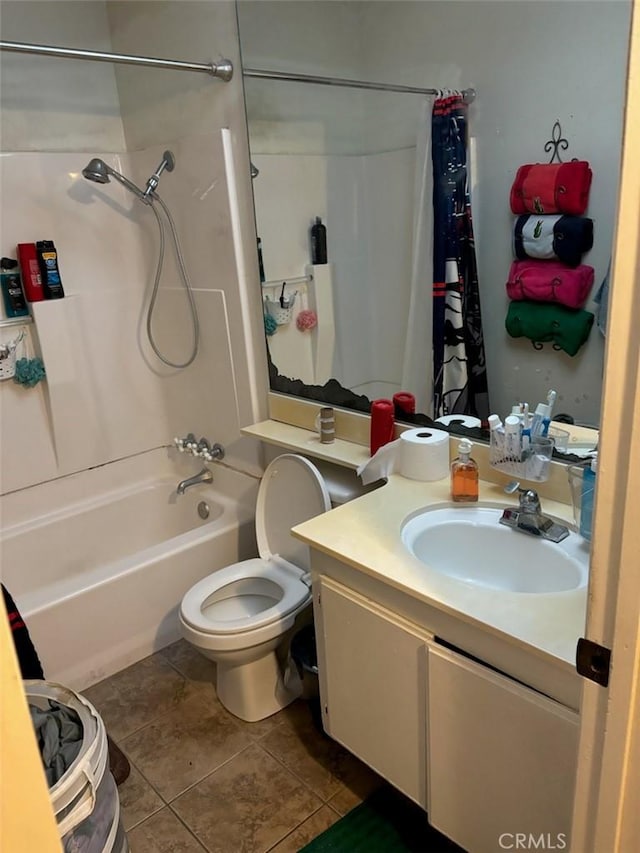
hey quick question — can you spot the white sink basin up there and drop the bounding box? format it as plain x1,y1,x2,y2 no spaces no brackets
401,506,589,594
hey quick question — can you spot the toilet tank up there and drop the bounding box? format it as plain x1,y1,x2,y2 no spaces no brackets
262,447,383,507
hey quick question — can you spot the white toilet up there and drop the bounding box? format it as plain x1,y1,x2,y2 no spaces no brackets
179,454,331,722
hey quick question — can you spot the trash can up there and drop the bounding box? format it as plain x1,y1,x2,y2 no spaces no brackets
290,625,323,732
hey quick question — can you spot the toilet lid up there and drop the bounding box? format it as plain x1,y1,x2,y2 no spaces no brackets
256,454,331,571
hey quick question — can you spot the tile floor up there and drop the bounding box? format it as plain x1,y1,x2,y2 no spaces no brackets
83,640,386,853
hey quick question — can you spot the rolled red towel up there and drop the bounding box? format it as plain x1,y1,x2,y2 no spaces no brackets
510,161,592,216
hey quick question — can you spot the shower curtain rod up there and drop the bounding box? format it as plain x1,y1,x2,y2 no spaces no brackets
0,39,233,81
243,68,476,102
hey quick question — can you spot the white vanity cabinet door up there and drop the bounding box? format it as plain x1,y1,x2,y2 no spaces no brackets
316,576,432,808
427,644,579,853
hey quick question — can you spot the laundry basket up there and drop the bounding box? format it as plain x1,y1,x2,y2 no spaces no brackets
25,681,128,853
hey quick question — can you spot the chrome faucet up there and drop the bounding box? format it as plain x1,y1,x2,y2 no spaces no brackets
499,482,570,543
176,467,213,495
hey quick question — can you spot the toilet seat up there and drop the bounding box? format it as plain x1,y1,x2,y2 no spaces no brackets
180,455,330,643
180,557,311,635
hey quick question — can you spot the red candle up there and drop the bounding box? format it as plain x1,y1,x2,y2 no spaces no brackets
370,399,395,455
393,391,416,417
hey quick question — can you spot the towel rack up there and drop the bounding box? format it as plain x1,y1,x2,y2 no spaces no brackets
262,274,311,288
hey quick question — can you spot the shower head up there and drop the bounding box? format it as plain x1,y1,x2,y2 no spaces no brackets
81,157,147,201
82,151,176,204
82,158,111,184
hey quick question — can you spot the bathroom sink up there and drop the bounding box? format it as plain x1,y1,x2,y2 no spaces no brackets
401,506,588,594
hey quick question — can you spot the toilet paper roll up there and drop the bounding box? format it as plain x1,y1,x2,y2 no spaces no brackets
435,414,482,428
398,428,450,481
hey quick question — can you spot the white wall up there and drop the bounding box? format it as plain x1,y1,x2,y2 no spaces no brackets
0,1,269,497
238,0,632,425
0,1,125,152
359,0,631,425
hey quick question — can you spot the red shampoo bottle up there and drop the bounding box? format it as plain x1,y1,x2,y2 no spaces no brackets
17,243,45,302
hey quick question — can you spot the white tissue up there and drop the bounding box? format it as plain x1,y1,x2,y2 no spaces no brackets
357,439,402,485
357,428,451,485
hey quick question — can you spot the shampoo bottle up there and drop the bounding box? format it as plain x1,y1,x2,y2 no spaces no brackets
580,453,598,541
1,258,29,318
451,439,479,502
310,217,327,265
36,240,65,299
17,243,45,302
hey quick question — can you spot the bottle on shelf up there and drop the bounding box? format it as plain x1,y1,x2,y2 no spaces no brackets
1,258,29,318
36,240,65,299
310,217,327,265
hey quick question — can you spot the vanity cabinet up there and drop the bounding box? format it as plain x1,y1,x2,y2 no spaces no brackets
427,643,579,853
315,576,432,807
314,574,579,852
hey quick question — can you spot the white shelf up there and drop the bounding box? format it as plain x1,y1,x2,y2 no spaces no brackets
0,315,32,329
241,420,370,470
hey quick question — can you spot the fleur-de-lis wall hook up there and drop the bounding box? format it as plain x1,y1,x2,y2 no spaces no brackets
544,120,569,164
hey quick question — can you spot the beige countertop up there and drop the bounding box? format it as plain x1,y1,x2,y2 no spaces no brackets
292,474,589,668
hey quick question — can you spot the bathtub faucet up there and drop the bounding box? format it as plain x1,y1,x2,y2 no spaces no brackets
176,467,213,495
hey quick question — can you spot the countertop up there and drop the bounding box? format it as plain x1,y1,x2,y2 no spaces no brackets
292,474,589,668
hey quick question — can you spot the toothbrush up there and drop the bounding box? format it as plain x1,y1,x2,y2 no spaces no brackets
531,389,557,437
542,390,557,436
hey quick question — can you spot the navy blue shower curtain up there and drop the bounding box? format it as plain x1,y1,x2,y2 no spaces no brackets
432,94,489,419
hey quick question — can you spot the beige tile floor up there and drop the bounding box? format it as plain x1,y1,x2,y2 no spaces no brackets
83,640,385,853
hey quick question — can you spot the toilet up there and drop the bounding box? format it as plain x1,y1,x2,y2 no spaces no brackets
179,454,331,722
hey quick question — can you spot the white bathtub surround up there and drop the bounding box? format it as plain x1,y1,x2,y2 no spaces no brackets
0,447,259,690
0,146,264,494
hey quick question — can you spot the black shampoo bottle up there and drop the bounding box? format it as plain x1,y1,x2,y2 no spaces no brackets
36,240,65,299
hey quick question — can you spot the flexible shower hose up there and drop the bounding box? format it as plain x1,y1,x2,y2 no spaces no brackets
146,193,200,368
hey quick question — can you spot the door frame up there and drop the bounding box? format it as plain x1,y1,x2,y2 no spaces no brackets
571,1,640,848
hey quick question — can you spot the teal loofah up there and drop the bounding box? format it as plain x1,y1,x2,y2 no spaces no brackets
13,357,46,387
264,313,278,336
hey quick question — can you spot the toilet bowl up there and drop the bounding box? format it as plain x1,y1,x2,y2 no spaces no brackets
179,454,331,722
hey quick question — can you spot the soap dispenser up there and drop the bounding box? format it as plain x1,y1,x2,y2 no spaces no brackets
580,452,598,541
451,439,478,502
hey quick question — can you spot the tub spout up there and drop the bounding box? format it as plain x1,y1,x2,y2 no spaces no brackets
177,467,213,495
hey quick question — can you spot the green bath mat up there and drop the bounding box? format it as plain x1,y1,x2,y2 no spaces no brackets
300,787,465,853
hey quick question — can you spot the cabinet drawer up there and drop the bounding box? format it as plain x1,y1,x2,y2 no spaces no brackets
427,643,578,853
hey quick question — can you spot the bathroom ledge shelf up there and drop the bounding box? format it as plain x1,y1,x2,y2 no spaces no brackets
0,315,33,329
241,420,370,470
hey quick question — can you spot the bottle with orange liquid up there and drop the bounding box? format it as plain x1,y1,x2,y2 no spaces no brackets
450,439,479,502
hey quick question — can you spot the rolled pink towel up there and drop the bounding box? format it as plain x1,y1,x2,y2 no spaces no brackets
506,259,594,310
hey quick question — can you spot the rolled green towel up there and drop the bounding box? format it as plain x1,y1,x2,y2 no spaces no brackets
506,300,594,356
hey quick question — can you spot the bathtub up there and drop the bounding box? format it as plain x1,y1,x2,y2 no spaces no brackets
0,450,259,689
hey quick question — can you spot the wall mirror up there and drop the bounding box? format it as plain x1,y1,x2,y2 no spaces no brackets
237,0,632,448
